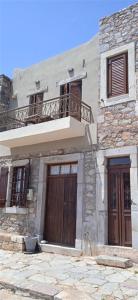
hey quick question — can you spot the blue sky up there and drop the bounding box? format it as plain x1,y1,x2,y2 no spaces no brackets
0,0,137,77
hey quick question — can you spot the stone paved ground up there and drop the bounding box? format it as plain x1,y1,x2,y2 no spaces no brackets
0,250,138,300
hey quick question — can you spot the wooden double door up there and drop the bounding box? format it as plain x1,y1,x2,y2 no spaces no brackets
108,159,132,247
44,163,77,247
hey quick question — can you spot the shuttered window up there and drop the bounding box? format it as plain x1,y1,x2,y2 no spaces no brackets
10,165,30,207
107,53,128,98
0,167,8,208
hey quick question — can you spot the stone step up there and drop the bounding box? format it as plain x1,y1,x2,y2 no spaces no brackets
0,280,61,300
96,255,133,269
96,245,138,263
0,232,25,252
40,243,82,257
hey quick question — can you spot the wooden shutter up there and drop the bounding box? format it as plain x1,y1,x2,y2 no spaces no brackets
29,93,43,115
24,163,30,193
0,167,8,208
69,80,82,100
29,95,35,116
60,84,69,117
107,53,128,98
69,80,82,121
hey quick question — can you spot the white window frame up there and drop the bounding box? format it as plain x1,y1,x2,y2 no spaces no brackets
100,42,136,107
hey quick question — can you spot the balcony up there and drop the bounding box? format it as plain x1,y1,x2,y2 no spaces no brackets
0,94,93,148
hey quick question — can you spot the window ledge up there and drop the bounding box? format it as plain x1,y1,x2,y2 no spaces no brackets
101,95,136,108
4,207,28,214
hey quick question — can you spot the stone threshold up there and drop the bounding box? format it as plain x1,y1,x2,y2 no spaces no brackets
0,279,61,300
40,243,82,257
96,245,138,263
96,255,133,268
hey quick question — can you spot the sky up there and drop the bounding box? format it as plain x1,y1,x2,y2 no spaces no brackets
0,0,137,78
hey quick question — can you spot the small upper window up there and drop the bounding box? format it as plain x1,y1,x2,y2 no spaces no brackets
49,163,78,176
107,52,128,98
108,157,130,167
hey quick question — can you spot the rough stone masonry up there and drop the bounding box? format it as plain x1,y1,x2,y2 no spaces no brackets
98,3,138,150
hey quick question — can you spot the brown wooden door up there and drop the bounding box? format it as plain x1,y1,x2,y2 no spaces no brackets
69,81,81,121
108,165,132,247
44,163,77,247
63,176,77,246
45,176,64,245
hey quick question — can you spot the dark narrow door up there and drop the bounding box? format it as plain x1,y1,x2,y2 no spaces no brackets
121,169,132,246
44,163,77,247
69,81,82,121
0,167,8,208
108,158,132,247
45,176,64,244
63,175,77,246
108,168,120,245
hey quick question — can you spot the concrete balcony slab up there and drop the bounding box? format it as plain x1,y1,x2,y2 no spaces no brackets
0,117,85,148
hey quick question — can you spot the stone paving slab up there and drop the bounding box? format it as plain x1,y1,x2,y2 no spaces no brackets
121,279,138,290
0,250,137,299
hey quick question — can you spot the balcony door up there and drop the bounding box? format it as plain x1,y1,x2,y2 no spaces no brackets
60,80,82,121
108,157,132,247
29,93,43,116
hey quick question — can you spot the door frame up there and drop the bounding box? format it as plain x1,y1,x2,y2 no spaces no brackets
96,145,138,249
36,153,84,250
108,161,132,247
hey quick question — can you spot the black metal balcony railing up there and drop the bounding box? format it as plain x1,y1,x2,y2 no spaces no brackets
0,94,92,131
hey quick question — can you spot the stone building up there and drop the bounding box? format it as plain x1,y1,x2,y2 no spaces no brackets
0,75,12,110
97,3,138,253
0,36,99,253
0,3,137,256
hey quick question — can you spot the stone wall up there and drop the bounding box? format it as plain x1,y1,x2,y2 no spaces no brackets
0,75,12,108
0,157,40,237
98,101,138,149
98,3,138,150
0,144,97,253
0,232,25,251
99,3,138,53
0,202,36,236
82,151,97,254
136,40,138,101
0,210,27,235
